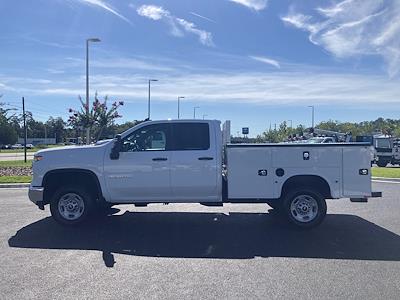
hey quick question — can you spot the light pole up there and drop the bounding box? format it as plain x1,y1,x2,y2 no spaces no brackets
193,106,200,119
177,96,185,119
308,105,315,128
148,79,158,119
85,37,101,144
288,119,293,129
202,114,208,120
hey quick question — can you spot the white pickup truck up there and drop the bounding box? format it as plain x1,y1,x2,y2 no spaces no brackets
29,119,381,228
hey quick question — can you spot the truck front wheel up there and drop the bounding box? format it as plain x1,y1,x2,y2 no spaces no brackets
283,189,327,229
50,185,94,225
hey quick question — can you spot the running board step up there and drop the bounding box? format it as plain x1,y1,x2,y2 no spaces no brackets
200,202,223,207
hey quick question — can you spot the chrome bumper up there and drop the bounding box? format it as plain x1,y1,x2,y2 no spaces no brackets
28,186,44,205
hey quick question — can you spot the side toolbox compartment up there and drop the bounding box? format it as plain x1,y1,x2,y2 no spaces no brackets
342,146,372,198
226,147,274,199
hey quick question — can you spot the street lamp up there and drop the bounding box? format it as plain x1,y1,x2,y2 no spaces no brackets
202,114,208,120
193,106,200,119
288,119,293,129
148,79,158,119
85,37,101,144
177,96,185,119
308,105,315,128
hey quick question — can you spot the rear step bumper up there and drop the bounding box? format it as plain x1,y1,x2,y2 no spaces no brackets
371,191,382,198
350,191,382,202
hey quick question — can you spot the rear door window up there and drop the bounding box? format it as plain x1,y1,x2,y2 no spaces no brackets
171,123,210,151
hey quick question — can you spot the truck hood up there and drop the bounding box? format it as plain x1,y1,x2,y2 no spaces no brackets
36,141,112,155
35,142,113,165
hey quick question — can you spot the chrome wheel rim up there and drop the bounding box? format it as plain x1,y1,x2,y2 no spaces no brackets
58,193,85,221
290,194,318,223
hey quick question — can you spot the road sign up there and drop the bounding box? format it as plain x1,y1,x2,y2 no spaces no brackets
242,127,249,135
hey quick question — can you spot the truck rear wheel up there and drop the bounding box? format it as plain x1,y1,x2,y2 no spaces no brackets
283,189,327,229
376,160,388,167
50,185,94,225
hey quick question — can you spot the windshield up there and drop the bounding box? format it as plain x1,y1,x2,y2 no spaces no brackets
376,138,391,148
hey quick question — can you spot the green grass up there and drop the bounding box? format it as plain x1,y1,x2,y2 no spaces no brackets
0,176,32,184
0,149,37,153
372,167,400,178
0,160,33,167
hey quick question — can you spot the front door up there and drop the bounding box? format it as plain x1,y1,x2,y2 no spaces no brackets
104,123,172,202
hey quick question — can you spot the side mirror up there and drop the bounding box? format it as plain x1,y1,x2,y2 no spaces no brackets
110,134,122,160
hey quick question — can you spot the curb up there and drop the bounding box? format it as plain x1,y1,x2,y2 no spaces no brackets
372,177,400,182
0,183,30,188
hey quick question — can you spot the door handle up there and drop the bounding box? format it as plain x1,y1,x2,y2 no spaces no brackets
198,157,214,160
152,157,168,161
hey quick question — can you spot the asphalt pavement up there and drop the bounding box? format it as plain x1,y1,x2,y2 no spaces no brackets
1,182,400,299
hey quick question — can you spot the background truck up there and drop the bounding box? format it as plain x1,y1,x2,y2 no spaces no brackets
29,119,380,229
373,135,400,167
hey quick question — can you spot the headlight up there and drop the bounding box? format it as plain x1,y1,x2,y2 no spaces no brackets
34,155,43,162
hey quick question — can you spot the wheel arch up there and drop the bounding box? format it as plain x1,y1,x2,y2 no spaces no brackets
42,168,103,205
280,175,332,199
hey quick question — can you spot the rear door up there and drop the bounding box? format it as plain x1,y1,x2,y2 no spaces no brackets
169,122,218,201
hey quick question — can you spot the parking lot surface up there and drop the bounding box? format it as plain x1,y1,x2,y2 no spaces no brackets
1,182,400,299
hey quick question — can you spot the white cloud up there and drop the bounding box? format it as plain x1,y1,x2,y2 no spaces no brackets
189,12,217,24
176,18,213,46
281,0,400,77
91,58,175,71
47,69,66,74
136,5,168,20
0,82,10,90
23,37,79,49
249,56,280,68
74,0,132,24
59,56,176,72
230,0,268,11
7,70,399,108
136,5,213,46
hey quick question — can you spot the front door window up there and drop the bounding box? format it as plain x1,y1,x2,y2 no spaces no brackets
121,124,170,152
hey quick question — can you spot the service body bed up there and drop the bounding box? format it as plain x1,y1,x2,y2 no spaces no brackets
225,143,373,200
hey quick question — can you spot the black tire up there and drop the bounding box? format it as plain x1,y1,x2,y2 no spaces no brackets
376,160,388,167
50,185,95,226
283,189,327,229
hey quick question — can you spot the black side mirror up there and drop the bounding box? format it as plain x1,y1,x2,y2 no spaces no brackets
110,134,122,160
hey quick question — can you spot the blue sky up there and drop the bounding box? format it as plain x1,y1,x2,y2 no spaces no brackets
1,0,400,136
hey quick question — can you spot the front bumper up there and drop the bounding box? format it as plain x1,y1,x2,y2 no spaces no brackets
28,186,45,209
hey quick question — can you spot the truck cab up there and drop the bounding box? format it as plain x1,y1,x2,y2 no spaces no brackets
374,135,396,167
104,120,222,203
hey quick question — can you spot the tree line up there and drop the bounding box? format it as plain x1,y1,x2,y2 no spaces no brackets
0,95,137,145
1,94,399,145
